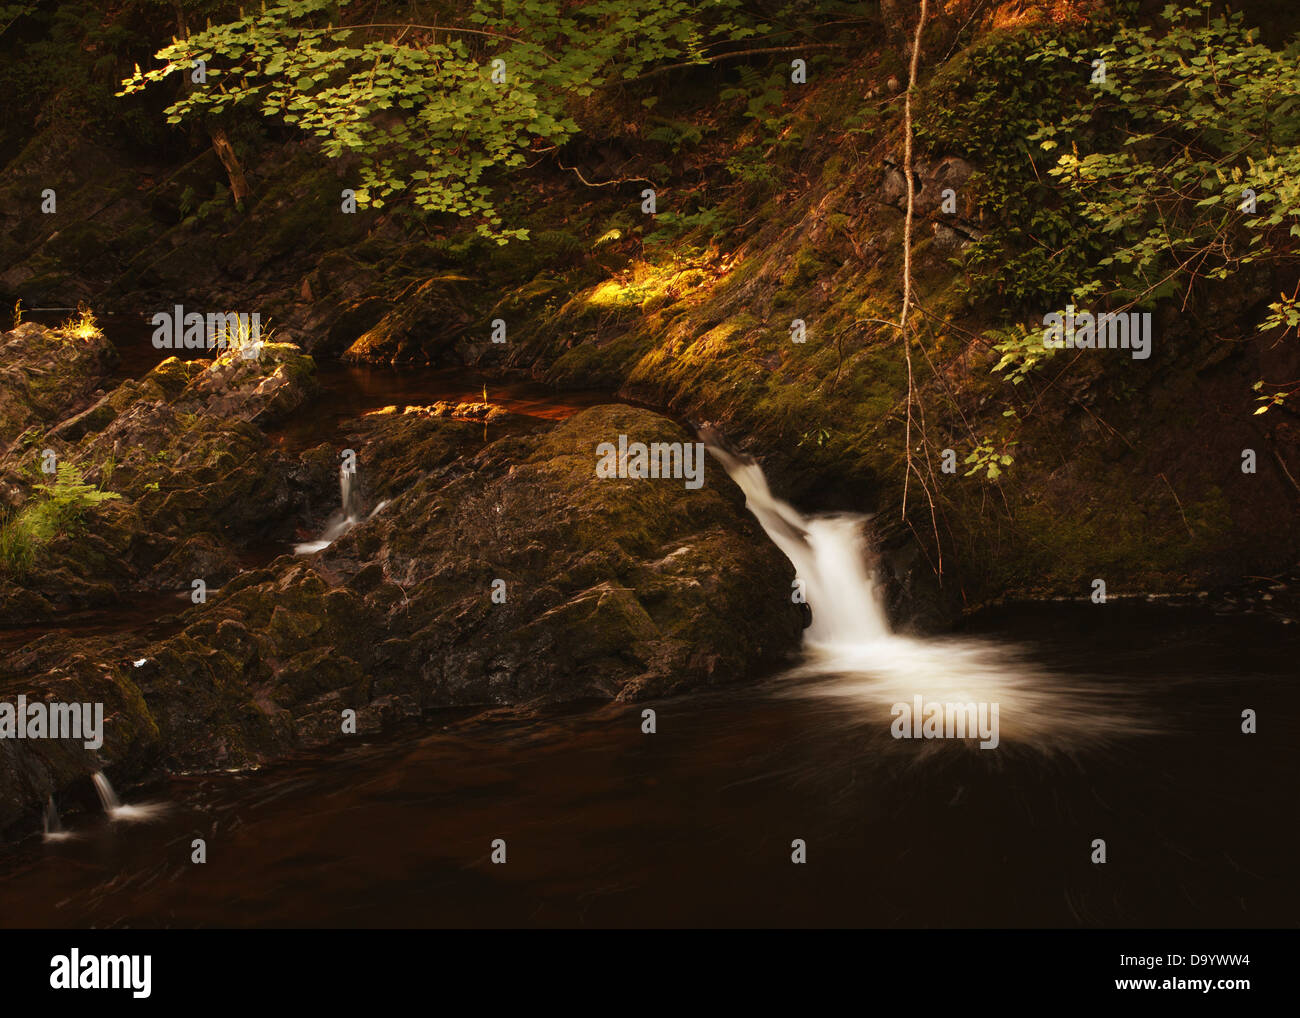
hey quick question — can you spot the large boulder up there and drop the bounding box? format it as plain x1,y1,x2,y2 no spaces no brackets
0,403,804,836
0,320,117,449
139,404,803,768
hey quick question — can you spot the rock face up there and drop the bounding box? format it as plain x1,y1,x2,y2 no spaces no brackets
0,327,321,624
0,341,804,836
134,403,803,770
0,321,118,447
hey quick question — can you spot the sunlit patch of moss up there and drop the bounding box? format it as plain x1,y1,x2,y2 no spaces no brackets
581,253,732,317
589,279,634,308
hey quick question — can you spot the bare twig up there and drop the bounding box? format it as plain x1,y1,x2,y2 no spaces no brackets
1158,472,1195,537
555,158,654,189
888,0,944,575
900,1,933,530
1272,449,1300,496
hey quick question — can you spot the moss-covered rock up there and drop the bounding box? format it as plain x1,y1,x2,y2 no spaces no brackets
0,326,324,622
0,321,117,448
342,275,473,365
0,404,801,825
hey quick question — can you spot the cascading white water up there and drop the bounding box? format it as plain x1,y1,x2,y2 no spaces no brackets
702,442,891,647
90,770,166,823
43,795,72,842
295,465,386,555
341,466,361,521
705,440,1143,747
91,770,120,811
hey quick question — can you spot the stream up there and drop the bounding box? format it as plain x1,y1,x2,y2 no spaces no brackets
1,315,1296,927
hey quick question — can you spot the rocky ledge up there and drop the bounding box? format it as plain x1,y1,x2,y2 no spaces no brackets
0,324,802,838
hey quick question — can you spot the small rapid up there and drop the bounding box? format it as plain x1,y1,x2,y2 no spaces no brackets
294,463,388,555
91,771,167,823
704,440,1147,748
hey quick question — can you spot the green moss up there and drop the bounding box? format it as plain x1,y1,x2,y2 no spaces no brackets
780,248,829,290
547,333,650,389
252,162,369,260
46,222,112,266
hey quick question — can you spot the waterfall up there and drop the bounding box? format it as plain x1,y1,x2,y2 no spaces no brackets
90,770,166,823
704,437,1142,747
43,795,72,842
91,770,120,811
705,443,891,647
295,464,377,555
341,465,361,521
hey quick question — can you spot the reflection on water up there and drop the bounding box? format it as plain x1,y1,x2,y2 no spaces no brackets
22,309,614,441
1,603,1295,928
269,362,614,453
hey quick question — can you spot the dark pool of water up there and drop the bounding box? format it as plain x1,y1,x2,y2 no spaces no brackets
9,313,1295,926
1,602,1295,928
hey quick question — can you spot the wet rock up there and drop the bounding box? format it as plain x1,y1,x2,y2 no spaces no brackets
0,634,163,838
173,342,317,427
0,321,117,448
341,275,473,365
366,400,512,424
0,328,322,622
1,357,801,834
12,405,804,794
880,155,975,217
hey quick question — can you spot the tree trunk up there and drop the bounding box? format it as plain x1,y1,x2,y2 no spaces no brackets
174,5,250,207
207,125,251,206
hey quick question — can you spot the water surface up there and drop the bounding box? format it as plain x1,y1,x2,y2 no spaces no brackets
2,603,1294,928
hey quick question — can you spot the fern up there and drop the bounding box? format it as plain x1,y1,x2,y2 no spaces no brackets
0,463,121,577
